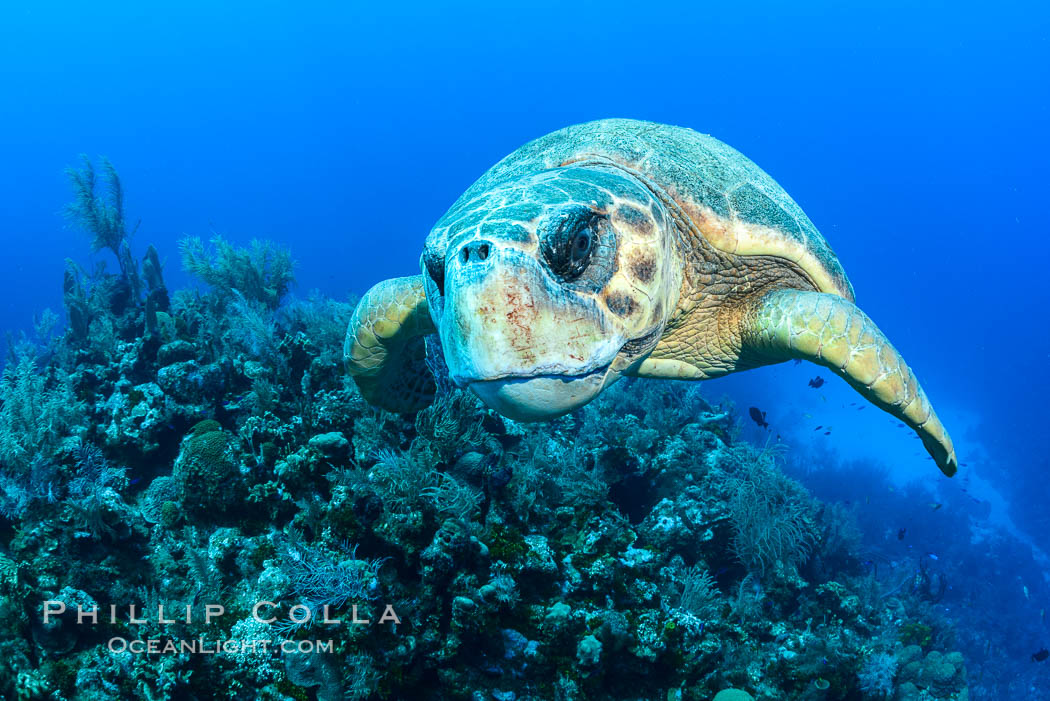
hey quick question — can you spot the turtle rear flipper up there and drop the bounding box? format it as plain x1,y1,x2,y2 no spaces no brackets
744,289,957,477
344,275,436,412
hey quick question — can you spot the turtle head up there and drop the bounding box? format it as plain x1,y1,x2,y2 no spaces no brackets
421,165,682,421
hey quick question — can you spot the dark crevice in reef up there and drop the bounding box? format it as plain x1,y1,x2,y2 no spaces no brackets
607,470,657,525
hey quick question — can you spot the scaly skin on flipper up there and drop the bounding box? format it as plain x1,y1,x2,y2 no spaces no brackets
344,275,436,412
743,289,957,476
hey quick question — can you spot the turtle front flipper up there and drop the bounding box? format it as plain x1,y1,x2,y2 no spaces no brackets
344,275,437,412
743,289,958,477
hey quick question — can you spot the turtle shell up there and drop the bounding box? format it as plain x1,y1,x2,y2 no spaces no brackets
443,118,854,303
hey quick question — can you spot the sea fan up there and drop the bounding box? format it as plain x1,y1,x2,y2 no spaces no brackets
857,651,898,698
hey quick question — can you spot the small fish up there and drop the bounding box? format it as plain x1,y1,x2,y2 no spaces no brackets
814,425,823,431
927,553,939,561
1024,585,1030,600
808,376,825,388
803,413,813,419
897,423,905,428
857,405,866,410
793,358,802,365
821,657,828,665
929,503,943,511
1033,648,1049,663
823,431,831,436
748,407,768,428
897,528,907,540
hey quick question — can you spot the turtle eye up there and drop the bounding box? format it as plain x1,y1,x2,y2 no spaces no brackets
571,230,592,261
541,209,604,282
423,248,445,296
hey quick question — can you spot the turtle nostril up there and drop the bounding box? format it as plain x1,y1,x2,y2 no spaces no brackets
459,240,493,265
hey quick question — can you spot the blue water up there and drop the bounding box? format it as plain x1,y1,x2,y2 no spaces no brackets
1,1,1048,697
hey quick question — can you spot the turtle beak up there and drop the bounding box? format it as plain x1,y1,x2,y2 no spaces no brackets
469,368,614,421
438,238,622,418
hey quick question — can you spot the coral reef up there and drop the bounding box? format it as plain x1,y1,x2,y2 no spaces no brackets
0,162,995,699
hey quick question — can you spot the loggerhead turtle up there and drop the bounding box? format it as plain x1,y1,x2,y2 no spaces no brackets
344,119,957,476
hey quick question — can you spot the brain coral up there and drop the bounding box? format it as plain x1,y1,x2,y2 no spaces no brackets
173,421,245,518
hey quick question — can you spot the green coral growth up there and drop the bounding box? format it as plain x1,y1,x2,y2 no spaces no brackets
179,235,296,310
727,449,818,578
0,346,83,467
899,622,933,650
173,422,246,519
64,155,143,301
